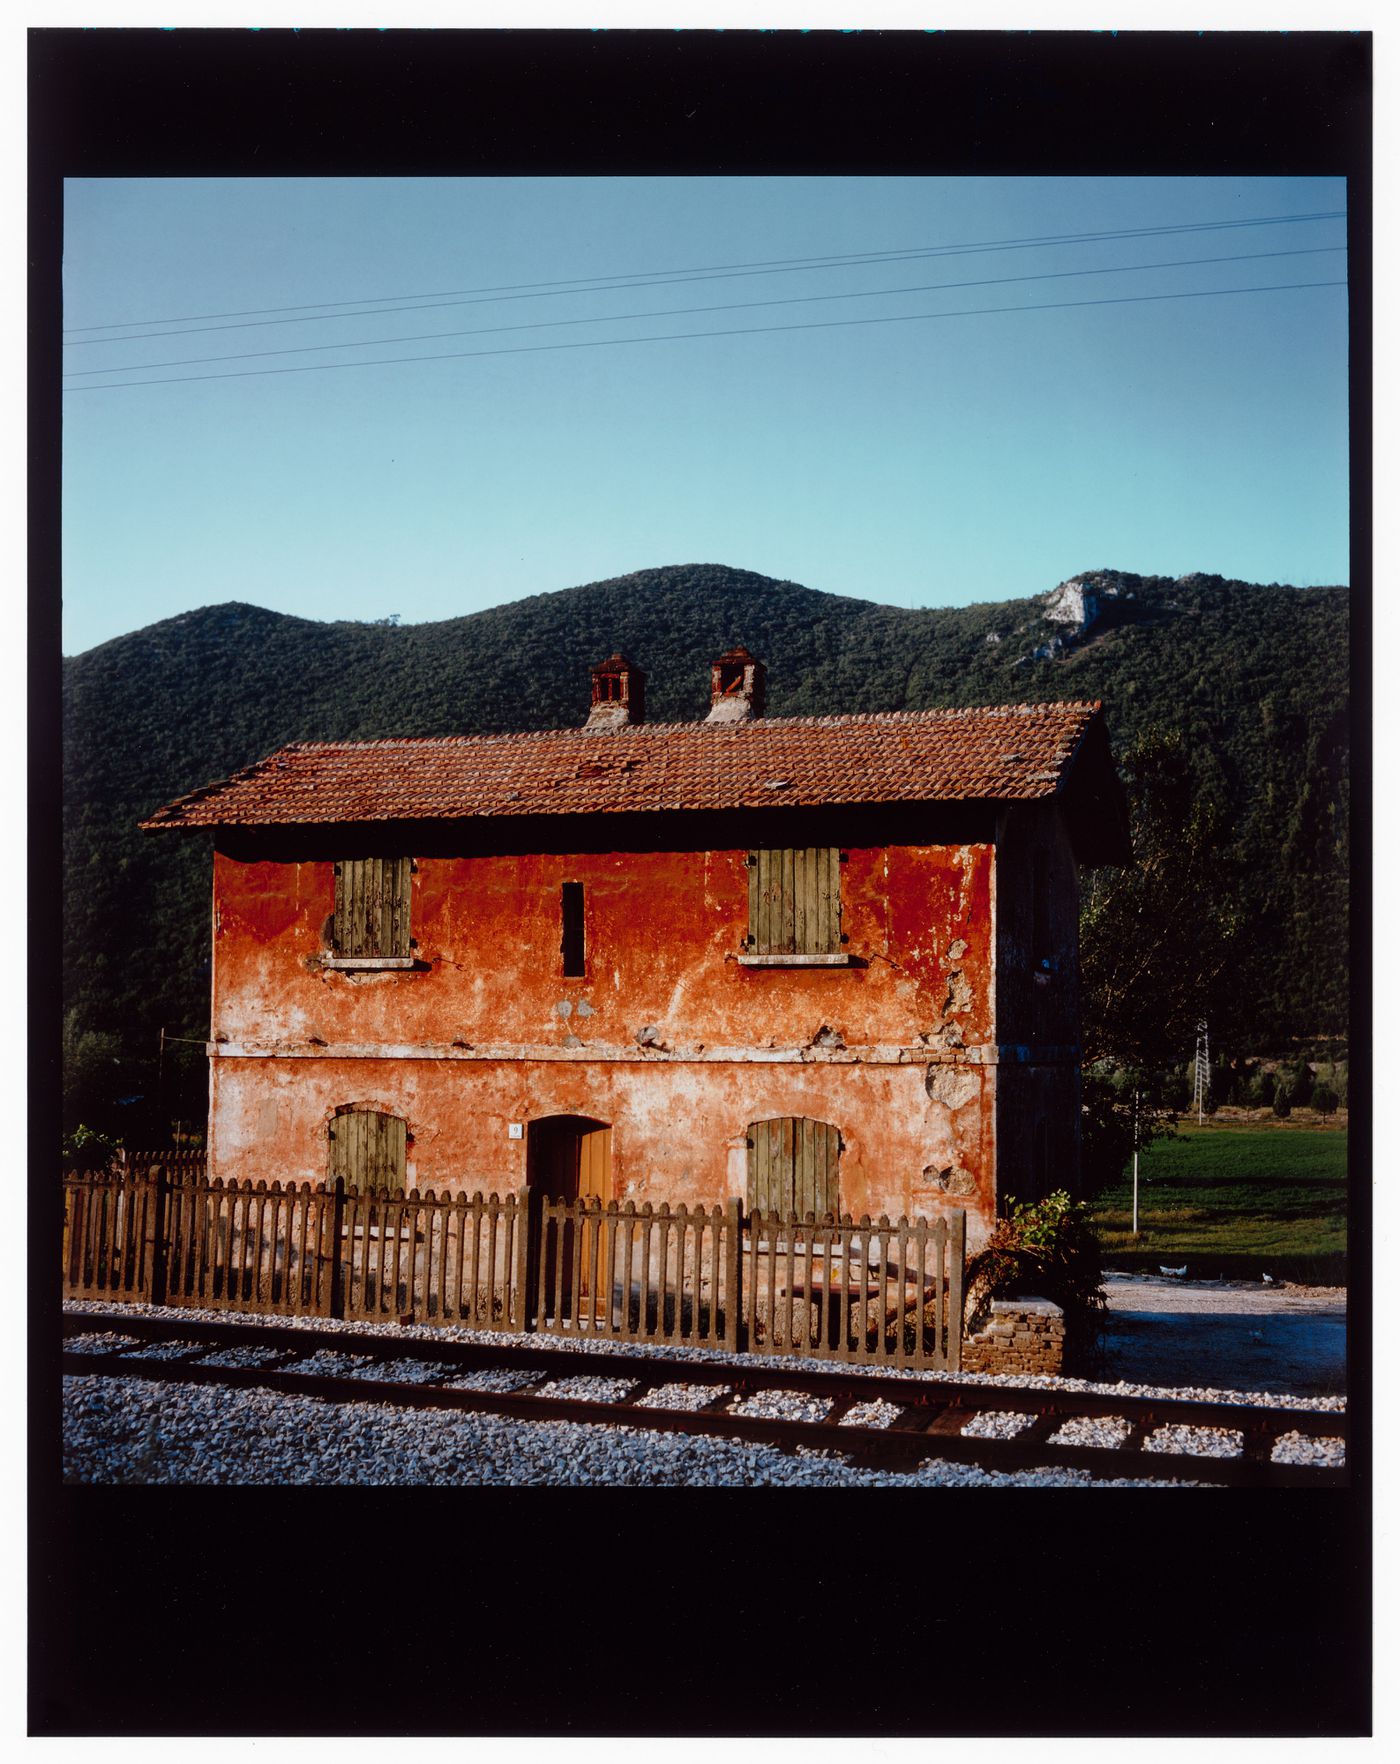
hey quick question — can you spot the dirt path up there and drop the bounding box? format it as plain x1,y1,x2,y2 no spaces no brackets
1093,1272,1346,1397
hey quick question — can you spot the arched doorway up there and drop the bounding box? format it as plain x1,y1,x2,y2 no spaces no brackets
527,1115,612,1202
328,1105,408,1194
746,1115,842,1220
527,1115,613,1321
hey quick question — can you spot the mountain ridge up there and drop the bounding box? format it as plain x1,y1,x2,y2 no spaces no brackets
62,560,1349,1114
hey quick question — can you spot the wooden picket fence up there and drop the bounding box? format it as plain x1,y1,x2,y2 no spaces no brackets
62,1167,964,1371
745,1209,964,1371
532,1196,742,1352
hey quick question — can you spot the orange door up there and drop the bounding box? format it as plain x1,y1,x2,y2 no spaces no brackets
529,1117,612,1320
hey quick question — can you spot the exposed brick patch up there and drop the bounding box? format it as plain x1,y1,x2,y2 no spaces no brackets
960,1297,1065,1377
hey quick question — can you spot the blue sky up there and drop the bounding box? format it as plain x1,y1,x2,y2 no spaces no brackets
61,175,1350,655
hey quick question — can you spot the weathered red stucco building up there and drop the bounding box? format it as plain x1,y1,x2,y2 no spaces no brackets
143,649,1128,1247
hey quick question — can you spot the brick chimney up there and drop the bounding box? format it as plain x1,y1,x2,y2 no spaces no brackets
705,646,766,723
584,653,646,730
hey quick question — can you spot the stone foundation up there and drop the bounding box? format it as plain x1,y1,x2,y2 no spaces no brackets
961,1297,1065,1376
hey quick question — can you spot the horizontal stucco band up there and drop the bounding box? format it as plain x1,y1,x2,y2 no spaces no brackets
208,1041,1082,1066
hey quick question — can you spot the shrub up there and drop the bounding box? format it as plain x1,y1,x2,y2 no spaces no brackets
1162,1071,1191,1111
1272,1088,1293,1120
61,1124,123,1173
1249,1069,1277,1107
1311,1082,1338,1117
963,1190,1108,1348
1287,1059,1315,1109
1316,1062,1348,1107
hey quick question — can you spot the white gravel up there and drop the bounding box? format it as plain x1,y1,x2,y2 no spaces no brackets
64,1329,141,1355
963,1409,1037,1440
197,1344,295,1369
64,1297,1345,1413
1270,1430,1346,1468
1144,1423,1244,1459
1048,1415,1134,1450
441,1368,545,1394
281,1348,378,1378
730,1390,833,1423
842,1398,904,1430
634,1382,731,1412
63,1372,1216,1488
335,1357,464,1385
120,1339,206,1362
61,1300,1343,1486
530,1375,639,1404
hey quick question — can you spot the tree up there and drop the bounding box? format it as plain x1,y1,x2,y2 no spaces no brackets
61,1008,124,1137
1080,1064,1177,1197
1078,728,1245,1193
1079,727,1245,1069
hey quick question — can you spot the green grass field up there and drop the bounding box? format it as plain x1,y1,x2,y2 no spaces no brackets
1089,1117,1348,1284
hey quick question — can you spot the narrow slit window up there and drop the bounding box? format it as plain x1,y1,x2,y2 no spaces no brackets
561,881,585,977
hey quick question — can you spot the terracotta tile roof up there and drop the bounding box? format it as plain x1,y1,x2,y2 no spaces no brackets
141,702,1106,830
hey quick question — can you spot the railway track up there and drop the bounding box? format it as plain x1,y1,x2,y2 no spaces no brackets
62,1309,1348,1487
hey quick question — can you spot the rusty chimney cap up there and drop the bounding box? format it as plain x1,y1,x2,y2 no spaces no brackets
585,652,647,730
706,645,766,723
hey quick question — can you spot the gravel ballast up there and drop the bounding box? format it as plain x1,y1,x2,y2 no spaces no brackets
62,1372,1218,1489
63,1298,1347,1412
62,1299,1345,1487
961,1409,1036,1441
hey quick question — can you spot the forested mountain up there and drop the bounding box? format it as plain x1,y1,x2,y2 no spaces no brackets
61,563,1349,1126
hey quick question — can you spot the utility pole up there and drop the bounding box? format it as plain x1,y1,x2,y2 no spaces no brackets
1193,1018,1210,1125
1132,1087,1140,1236
159,1028,209,1147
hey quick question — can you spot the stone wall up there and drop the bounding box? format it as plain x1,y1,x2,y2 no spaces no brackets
960,1297,1065,1376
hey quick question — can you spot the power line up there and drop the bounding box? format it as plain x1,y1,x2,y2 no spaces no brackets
63,208,1344,334
63,278,1347,395
63,243,1347,380
62,208,1346,347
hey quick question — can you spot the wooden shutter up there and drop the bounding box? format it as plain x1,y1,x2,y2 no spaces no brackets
333,858,412,957
328,1109,408,1194
748,848,840,955
746,1116,841,1219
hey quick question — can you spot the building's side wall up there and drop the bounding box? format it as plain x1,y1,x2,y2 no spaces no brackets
208,837,1002,1238
993,803,1083,1202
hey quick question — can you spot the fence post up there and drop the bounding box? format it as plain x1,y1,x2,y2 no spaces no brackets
947,1208,966,1371
315,1178,345,1318
726,1197,744,1352
520,1184,542,1333
330,1177,346,1319
512,1186,533,1333
147,1166,170,1306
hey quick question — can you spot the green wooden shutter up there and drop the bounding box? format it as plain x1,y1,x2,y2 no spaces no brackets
746,1117,841,1219
747,848,840,955
333,858,412,957
328,1109,407,1194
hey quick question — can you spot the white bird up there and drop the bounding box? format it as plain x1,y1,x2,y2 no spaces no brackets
1262,1273,1275,1285
1159,1264,1187,1277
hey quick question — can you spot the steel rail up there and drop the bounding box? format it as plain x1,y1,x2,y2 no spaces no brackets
61,1310,1348,1488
